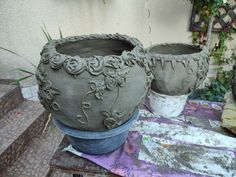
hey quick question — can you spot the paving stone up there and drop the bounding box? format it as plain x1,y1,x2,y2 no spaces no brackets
0,79,15,85
50,170,108,177
3,122,64,177
0,84,23,118
0,101,48,174
21,85,39,101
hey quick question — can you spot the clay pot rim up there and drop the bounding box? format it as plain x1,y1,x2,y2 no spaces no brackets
39,33,149,74
46,33,143,59
146,43,208,61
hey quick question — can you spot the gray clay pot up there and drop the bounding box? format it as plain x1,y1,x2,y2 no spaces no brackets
147,43,209,95
36,34,152,131
232,64,236,100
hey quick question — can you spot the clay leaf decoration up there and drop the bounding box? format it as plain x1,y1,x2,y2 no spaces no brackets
104,68,129,90
117,68,130,87
89,81,106,100
181,60,187,68
75,114,86,125
149,56,156,68
102,110,124,129
171,60,176,70
117,76,126,87
196,59,208,80
105,75,117,91
51,101,60,111
161,58,165,69
82,101,91,109
35,67,47,86
36,65,61,111
122,51,136,67
40,47,51,64
186,60,194,74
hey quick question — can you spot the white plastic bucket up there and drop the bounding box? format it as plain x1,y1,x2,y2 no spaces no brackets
150,90,189,117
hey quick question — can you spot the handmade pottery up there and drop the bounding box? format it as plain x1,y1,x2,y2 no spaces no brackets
146,43,209,117
150,90,189,117
147,43,209,96
36,34,152,131
232,64,236,100
146,17,214,117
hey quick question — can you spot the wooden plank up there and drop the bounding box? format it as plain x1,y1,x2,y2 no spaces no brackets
50,137,119,177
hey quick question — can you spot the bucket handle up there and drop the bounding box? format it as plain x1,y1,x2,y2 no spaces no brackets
205,16,214,51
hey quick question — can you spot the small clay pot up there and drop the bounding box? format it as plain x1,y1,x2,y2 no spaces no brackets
36,34,152,131
232,64,236,100
147,43,209,95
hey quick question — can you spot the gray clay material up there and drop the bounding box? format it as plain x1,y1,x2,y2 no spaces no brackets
232,64,236,100
147,43,209,95
36,34,152,131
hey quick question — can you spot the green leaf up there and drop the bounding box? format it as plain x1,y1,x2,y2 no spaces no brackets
43,23,52,41
0,46,37,68
59,27,63,39
10,75,33,85
16,68,35,75
41,27,51,42
0,46,21,57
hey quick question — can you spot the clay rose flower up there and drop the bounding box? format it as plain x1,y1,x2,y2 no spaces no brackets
105,75,117,90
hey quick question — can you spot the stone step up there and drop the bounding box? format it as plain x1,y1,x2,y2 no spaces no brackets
0,84,24,118
0,80,15,85
3,122,65,177
50,170,72,177
0,101,49,175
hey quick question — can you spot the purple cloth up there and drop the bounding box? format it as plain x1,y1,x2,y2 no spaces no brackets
66,99,236,177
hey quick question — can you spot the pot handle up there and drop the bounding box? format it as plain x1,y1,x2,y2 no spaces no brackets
205,16,214,51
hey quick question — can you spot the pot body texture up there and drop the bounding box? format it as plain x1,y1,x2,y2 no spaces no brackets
147,43,209,95
36,34,152,131
232,64,236,100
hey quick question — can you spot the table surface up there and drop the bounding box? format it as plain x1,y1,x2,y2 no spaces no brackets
50,137,119,176
49,99,236,177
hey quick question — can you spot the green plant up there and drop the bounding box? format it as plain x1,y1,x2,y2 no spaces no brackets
189,0,236,102
189,80,228,102
0,47,36,85
189,0,226,16
189,68,233,102
0,26,63,85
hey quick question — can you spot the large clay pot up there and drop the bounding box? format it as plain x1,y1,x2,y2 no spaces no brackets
232,64,236,100
36,34,152,131
147,43,209,95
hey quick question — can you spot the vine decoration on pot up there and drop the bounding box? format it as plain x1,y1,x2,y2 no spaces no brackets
79,66,131,128
37,34,153,129
102,110,124,129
